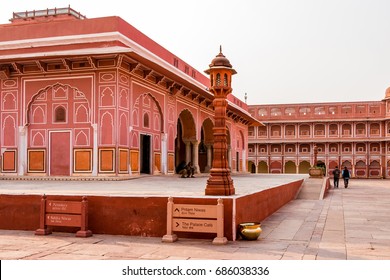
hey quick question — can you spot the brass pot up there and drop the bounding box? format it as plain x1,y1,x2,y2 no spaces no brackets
238,222,262,240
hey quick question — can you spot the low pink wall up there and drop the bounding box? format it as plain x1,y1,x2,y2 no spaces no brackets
0,179,303,241
235,179,304,228
0,194,234,239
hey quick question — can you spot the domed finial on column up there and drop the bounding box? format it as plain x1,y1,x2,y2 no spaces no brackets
220,45,222,54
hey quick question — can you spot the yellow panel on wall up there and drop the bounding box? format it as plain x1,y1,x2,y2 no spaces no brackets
99,148,115,172
28,149,45,172
154,152,161,172
2,150,17,172
130,150,139,172
168,153,174,173
74,149,92,172
119,149,129,173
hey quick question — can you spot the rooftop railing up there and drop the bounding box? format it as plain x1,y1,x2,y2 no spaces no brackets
11,6,86,21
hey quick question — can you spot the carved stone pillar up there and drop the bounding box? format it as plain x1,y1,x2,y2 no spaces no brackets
204,144,213,172
227,145,232,171
204,47,236,196
161,133,168,174
241,149,246,173
184,140,191,164
18,126,27,176
92,124,98,176
192,140,200,173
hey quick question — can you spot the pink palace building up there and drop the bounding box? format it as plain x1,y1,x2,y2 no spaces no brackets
0,7,258,178
247,93,390,178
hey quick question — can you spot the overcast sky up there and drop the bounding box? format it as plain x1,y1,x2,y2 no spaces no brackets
1,0,390,105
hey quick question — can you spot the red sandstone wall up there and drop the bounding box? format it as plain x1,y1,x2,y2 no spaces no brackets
0,194,233,239
0,181,302,241
0,195,40,230
235,179,304,228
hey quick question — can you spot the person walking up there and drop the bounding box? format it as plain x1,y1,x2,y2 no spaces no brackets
342,166,351,188
332,166,340,188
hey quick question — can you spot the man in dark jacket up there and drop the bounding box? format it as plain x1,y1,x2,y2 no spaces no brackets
342,166,351,188
332,166,340,188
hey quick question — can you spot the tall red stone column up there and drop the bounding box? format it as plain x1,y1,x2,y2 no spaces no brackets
205,47,236,196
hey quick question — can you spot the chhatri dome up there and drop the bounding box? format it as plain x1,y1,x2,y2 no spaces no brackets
205,46,237,74
385,87,390,99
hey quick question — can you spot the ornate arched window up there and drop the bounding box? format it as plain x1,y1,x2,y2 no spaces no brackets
224,73,228,86
143,112,149,128
55,106,66,122
216,73,221,86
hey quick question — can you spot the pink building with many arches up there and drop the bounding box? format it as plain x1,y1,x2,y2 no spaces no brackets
247,91,390,178
0,7,258,178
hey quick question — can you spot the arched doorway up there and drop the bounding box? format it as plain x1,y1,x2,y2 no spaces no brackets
299,161,311,174
285,161,296,174
199,118,214,172
369,160,381,178
237,130,245,172
133,93,164,175
27,83,92,176
270,161,282,173
355,160,367,178
258,161,268,173
140,134,151,174
175,109,196,172
248,161,256,173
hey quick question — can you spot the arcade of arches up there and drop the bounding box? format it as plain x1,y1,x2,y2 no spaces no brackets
175,110,237,174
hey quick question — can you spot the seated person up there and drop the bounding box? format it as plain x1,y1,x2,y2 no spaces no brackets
176,160,187,178
186,162,195,178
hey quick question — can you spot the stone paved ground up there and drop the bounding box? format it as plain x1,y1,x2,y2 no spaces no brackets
1,178,390,260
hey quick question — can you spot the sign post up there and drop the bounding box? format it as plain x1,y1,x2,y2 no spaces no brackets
35,195,92,237
162,197,227,245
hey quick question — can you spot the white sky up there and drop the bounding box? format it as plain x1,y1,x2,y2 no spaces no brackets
1,0,390,105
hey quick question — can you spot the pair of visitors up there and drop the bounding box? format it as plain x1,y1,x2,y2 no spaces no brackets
332,166,351,188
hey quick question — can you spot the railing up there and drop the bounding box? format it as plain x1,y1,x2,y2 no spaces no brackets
12,6,86,21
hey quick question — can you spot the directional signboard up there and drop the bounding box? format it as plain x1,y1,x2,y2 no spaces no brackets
172,204,217,219
162,197,227,245
46,200,82,214
35,195,92,237
172,218,217,233
45,213,82,227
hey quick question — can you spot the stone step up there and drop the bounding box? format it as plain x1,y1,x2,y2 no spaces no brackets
296,177,328,200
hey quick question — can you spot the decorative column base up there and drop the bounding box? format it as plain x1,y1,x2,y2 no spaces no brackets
205,168,235,195
35,228,52,236
212,236,228,245
76,230,93,238
162,234,178,243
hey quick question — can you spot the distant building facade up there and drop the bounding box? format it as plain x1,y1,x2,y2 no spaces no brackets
0,7,257,177
248,93,390,178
